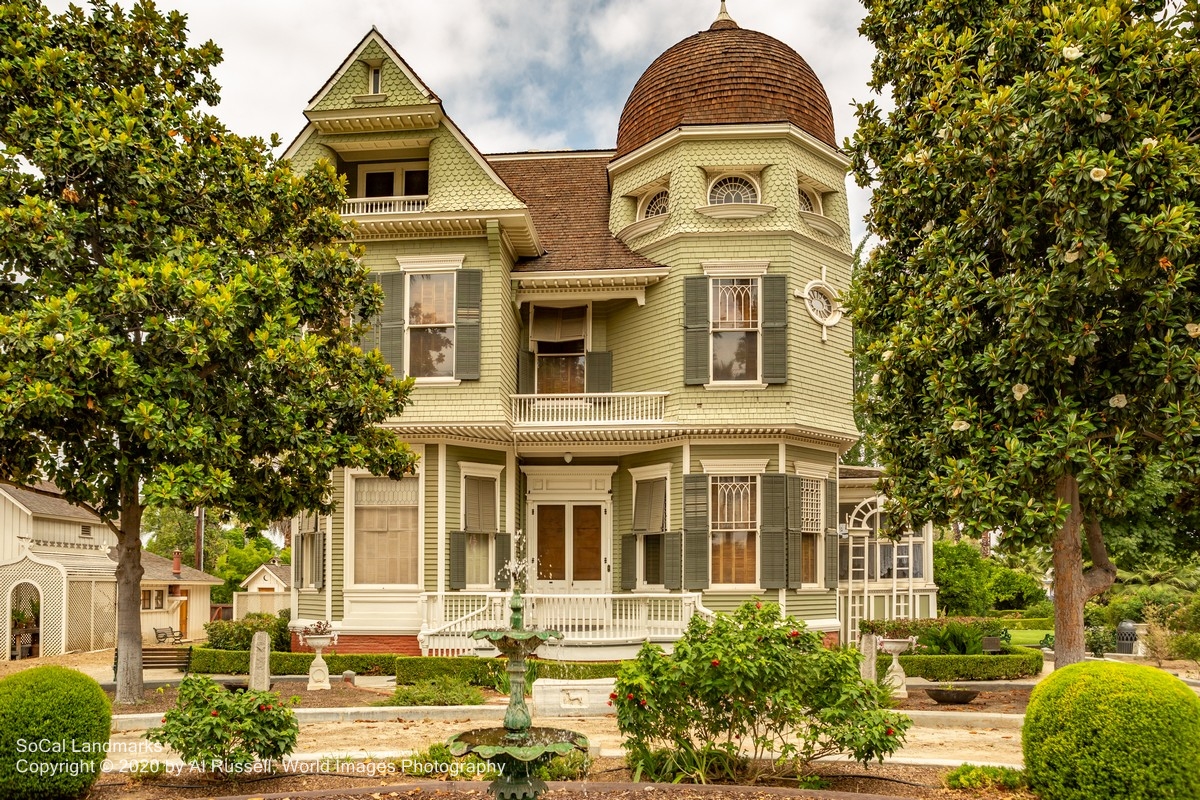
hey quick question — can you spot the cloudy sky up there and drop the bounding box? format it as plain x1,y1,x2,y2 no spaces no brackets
46,1,880,239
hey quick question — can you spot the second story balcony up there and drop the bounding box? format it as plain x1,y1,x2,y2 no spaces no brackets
512,392,668,429
341,195,428,216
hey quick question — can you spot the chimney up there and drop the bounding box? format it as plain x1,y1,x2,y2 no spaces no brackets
172,548,182,578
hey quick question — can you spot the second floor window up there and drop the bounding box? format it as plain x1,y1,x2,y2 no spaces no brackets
711,278,759,382
532,305,587,394
408,273,455,379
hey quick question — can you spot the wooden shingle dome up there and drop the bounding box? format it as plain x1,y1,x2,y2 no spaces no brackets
615,12,836,157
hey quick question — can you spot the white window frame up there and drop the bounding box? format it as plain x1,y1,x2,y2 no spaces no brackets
703,261,769,388
356,161,431,200
294,513,320,592
396,256,463,386
797,185,823,215
628,463,671,590
638,189,670,221
702,459,769,590
530,302,591,395
370,65,382,95
706,172,761,205
343,448,425,591
460,462,504,590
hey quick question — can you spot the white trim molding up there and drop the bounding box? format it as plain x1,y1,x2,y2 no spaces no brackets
395,254,465,273
702,260,770,278
700,459,770,475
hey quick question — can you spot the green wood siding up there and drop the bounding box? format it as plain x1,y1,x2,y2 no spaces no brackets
789,591,837,621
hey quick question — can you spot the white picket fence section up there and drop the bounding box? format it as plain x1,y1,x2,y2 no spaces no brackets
340,196,428,216
511,393,668,427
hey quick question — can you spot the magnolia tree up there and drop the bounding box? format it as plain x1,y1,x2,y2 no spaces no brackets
849,0,1200,666
0,1,416,702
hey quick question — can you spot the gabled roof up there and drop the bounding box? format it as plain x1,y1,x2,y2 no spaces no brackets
840,466,883,480
240,560,291,590
305,27,437,110
0,481,101,524
487,153,666,273
139,550,222,585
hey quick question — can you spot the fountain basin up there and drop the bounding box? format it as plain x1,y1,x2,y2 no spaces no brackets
448,726,588,800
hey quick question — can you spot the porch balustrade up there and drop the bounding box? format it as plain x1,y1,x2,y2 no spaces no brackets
418,591,704,656
511,392,668,427
340,196,428,216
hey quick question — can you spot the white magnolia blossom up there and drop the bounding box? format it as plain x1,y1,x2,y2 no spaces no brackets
882,349,894,361
53,333,64,343
1090,167,1108,182
1186,323,1200,338
1142,137,1159,147
987,42,996,57
1063,45,1084,61
951,420,971,432
922,220,934,234
1096,112,1112,124
871,373,881,386
1063,248,1081,264
1012,383,1030,401
1067,354,1077,365
1109,394,1128,409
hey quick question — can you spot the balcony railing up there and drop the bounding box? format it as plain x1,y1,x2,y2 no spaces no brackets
511,392,668,427
418,591,706,656
340,196,428,216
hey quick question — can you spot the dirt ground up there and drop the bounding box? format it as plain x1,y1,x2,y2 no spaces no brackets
0,647,113,678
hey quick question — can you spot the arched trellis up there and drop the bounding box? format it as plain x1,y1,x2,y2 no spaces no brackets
1,555,67,660
846,496,884,532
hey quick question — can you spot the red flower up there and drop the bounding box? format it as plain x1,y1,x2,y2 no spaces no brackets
607,700,613,707
266,705,273,710
755,602,762,609
161,717,166,723
627,693,634,700
259,704,266,712
610,692,618,699
639,699,647,707
711,659,720,667
886,727,894,736
789,630,800,637
211,710,219,717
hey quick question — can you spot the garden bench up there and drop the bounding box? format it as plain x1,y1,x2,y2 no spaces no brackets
982,635,1003,655
154,627,184,644
112,645,192,680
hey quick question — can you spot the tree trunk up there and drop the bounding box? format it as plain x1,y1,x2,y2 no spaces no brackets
114,479,145,705
1051,474,1117,669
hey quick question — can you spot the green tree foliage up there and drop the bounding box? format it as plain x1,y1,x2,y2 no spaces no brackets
142,504,230,572
850,0,1200,666
933,541,996,616
0,1,416,703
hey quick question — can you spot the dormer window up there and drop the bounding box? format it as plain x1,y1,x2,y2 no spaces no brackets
796,179,844,238
354,59,386,103
358,162,430,199
642,190,669,219
709,175,758,205
798,187,818,214
370,66,382,95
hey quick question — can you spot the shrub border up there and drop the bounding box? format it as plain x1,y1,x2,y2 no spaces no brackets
875,645,1043,681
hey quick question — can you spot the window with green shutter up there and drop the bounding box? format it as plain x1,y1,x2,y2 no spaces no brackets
633,476,668,587
686,271,787,386
406,272,455,378
448,471,500,590
682,473,710,590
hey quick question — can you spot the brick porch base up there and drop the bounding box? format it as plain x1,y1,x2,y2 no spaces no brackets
290,632,421,655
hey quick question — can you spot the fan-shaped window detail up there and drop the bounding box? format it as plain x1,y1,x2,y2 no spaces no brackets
798,188,816,214
708,176,758,205
643,191,670,219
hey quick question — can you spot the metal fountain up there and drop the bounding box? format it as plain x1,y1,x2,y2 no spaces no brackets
447,544,588,800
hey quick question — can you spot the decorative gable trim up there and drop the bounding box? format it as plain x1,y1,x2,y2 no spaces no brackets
305,28,436,111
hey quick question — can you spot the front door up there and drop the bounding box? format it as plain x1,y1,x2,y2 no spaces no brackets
531,502,607,593
177,590,189,638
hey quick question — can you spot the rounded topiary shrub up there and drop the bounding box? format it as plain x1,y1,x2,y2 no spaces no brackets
1023,661,1200,800
0,666,112,800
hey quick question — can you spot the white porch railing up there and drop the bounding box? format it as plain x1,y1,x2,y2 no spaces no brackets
511,392,668,427
418,591,704,656
340,196,428,216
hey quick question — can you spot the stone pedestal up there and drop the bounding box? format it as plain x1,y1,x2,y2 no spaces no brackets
859,633,879,683
248,630,271,692
880,638,910,699
304,634,335,690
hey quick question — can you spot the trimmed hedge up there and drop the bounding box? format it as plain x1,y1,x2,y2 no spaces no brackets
0,666,112,799
859,616,1006,638
394,656,628,686
192,647,400,676
1024,661,1200,800
876,645,1043,681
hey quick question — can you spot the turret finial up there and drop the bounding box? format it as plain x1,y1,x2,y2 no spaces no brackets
711,1,738,30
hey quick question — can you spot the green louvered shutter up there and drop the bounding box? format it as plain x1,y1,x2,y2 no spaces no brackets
585,351,613,393
824,477,839,589
684,276,710,385
786,476,805,589
759,473,787,589
313,528,325,590
449,531,467,590
455,269,482,380
683,473,710,590
358,273,382,355
621,535,637,591
292,519,304,589
518,350,535,394
494,533,512,589
379,272,406,374
761,274,788,384
663,531,682,590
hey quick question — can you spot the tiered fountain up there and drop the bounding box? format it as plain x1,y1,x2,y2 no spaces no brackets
447,555,588,800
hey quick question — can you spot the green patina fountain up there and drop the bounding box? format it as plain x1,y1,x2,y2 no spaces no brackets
447,585,589,800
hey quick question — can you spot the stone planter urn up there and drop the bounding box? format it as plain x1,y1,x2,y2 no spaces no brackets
924,687,980,705
300,629,337,691
879,638,912,699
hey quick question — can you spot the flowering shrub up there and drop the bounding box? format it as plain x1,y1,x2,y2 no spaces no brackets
146,675,298,774
614,601,910,783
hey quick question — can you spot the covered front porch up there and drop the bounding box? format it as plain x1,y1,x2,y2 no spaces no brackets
417,590,712,657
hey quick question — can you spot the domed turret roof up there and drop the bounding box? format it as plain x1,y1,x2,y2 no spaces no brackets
615,7,836,157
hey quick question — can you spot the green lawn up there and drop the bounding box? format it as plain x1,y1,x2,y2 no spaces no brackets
1008,629,1053,647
